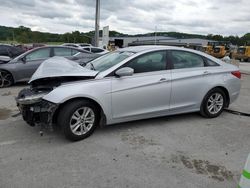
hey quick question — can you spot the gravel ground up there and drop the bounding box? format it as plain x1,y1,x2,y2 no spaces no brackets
0,67,249,188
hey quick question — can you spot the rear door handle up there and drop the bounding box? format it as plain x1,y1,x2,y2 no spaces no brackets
203,71,211,75
159,78,169,82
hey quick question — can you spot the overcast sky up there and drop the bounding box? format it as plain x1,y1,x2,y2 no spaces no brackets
0,0,249,36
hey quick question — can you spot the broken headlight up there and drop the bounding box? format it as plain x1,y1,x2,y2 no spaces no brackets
16,90,49,105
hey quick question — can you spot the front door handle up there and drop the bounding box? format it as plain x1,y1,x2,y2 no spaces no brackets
159,78,169,83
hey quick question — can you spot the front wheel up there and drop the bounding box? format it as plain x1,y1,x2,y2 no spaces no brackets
200,88,226,118
57,100,99,141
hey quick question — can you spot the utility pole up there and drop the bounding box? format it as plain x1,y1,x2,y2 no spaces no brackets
12,30,15,43
154,26,157,45
95,0,100,47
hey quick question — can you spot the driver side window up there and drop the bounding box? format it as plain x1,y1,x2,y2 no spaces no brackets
26,48,50,61
126,51,167,73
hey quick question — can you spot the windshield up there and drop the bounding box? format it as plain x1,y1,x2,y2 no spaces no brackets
214,47,220,53
238,47,246,54
85,51,134,72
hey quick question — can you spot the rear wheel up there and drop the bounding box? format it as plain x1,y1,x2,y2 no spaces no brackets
0,70,13,88
200,88,226,118
57,100,99,141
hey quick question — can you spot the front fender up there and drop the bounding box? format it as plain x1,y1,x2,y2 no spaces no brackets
43,79,112,121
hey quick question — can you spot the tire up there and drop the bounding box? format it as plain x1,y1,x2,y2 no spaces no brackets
200,88,226,118
57,100,100,141
0,70,13,88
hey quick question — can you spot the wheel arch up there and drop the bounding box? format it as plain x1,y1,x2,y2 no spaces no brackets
52,97,106,126
205,86,230,108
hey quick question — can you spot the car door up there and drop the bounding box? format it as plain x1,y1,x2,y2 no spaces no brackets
14,47,51,81
111,50,171,120
168,50,211,112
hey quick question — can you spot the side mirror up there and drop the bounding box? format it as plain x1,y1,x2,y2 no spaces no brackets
20,56,26,63
0,56,11,62
115,67,134,77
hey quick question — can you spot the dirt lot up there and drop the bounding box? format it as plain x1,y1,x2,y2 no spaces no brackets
0,65,249,188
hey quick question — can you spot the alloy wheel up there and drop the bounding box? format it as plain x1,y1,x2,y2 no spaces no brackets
69,107,95,136
207,93,224,115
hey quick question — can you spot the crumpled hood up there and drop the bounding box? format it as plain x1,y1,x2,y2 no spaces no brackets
29,56,99,83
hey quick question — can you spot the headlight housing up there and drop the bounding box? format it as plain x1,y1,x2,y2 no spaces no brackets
16,92,49,105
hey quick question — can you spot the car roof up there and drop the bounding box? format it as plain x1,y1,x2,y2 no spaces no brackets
32,45,92,53
118,45,179,53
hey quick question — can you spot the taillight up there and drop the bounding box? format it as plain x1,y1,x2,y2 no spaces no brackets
231,71,241,79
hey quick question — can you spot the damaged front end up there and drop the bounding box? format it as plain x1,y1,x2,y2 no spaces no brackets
16,88,58,129
16,57,99,132
16,76,92,130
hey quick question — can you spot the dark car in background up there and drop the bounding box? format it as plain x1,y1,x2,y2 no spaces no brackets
0,44,25,62
0,46,100,88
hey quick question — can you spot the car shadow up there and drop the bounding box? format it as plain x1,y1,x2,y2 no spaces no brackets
42,112,201,142
97,112,201,133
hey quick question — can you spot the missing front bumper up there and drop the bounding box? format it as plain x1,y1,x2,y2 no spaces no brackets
17,99,58,127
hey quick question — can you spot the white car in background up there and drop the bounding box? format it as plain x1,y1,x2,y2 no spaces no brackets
62,43,92,48
82,46,109,55
62,43,109,55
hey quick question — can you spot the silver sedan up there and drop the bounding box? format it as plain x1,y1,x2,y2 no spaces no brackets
16,46,241,141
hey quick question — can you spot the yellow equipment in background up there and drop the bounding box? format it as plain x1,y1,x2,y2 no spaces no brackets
203,45,214,55
235,46,250,62
212,46,227,58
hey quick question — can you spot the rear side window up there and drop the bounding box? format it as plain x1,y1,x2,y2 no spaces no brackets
126,51,167,73
169,50,205,69
206,58,219,66
91,48,104,53
84,48,90,52
54,48,78,56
